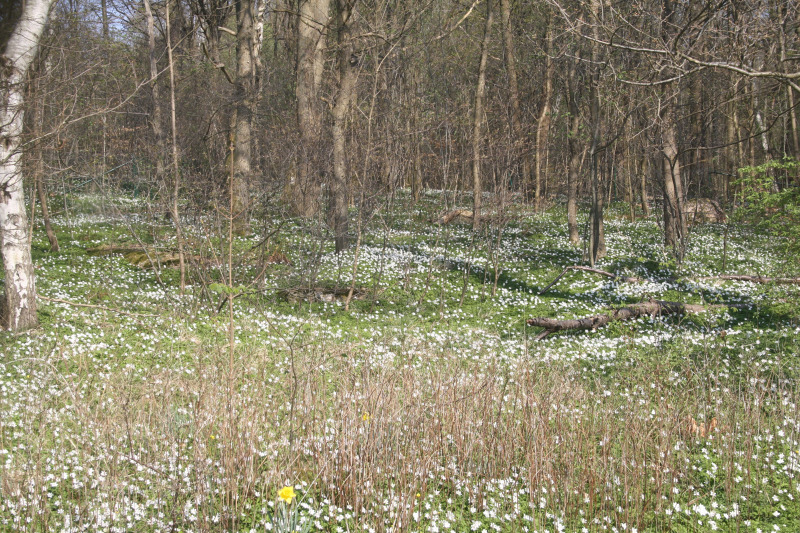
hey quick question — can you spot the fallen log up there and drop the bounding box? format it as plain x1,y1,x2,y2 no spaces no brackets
431,209,509,226
527,300,739,340
695,274,800,285
539,265,642,295
432,209,474,225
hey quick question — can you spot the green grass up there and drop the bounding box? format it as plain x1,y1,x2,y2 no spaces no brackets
1,190,799,532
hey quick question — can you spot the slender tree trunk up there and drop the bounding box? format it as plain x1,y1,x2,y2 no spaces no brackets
777,4,800,157
30,75,58,252
331,0,359,253
165,0,186,291
586,0,605,266
500,0,530,197
410,69,423,201
295,0,331,216
566,61,581,245
0,0,54,331
640,154,650,217
101,0,109,38
788,87,800,157
534,19,554,211
472,0,493,231
625,141,635,221
732,88,745,172
725,93,739,202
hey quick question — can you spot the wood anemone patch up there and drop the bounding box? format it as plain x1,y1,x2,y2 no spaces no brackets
87,244,182,269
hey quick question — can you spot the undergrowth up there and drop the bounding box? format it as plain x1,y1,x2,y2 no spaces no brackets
1,190,799,532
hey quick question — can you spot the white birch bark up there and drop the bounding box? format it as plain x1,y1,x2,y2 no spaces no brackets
1,0,55,331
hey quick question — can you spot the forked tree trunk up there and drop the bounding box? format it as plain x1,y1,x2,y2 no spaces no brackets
661,101,686,260
295,0,331,216
0,0,55,331
331,0,359,253
472,0,493,231
659,0,686,261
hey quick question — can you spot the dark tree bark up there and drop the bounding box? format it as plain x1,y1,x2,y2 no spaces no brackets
330,0,359,253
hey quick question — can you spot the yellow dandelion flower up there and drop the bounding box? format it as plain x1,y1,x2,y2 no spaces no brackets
278,485,297,504
362,412,371,422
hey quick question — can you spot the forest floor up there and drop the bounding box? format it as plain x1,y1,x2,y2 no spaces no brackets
1,190,800,532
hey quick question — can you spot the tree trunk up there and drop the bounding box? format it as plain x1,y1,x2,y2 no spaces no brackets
640,153,650,217
295,0,331,216
779,3,800,157
331,0,359,253
500,0,530,197
586,0,605,266
143,0,166,192
566,61,581,245
534,19,554,211
659,0,686,261
29,74,58,252
101,0,109,38
661,101,686,260
165,0,186,291
0,0,54,331
472,0,493,231
229,0,260,235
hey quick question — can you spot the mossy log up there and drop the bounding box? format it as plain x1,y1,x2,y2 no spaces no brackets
87,244,181,269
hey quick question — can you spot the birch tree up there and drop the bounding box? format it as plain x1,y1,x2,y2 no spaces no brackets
1,0,55,331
